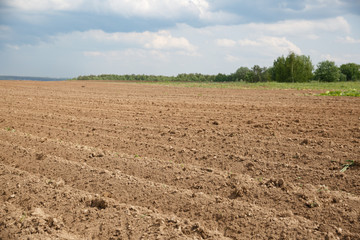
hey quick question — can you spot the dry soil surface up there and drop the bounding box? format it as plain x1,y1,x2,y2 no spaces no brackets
0,80,359,240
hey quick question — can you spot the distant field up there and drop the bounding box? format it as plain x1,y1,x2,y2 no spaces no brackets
75,79,360,96
138,80,360,91
81,79,360,91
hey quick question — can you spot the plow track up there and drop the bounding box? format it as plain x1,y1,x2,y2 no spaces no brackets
0,80,359,239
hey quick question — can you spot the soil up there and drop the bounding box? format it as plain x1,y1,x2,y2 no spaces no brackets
0,80,359,240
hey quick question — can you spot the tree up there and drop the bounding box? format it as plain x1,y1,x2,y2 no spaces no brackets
214,73,229,82
252,65,263,82
244,71,255,82
340,63,360,81
314,60,340,82
233,67,251,81
262,67,273,82
287,52,296,82
292,55,314,82
272,52,313,82
273,55,287,82
233,65,269,82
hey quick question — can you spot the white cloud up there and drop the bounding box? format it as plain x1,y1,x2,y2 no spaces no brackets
3,0,207,19
307,34,320,40
196,10,240,23
3,0,237,23
225,54,240,62
339,36,360,43
83,49,169,60
238,39,260,47
92,0,237,22
216,36,300,55
259,36,302,55
304,0,344,11
83,51,102,57
247,16,351,36
320,54,348,63
78,29,196,52
216,38,236,47
142,31,195,51
4,0,84,11
103,0,209,18
52,29,198,60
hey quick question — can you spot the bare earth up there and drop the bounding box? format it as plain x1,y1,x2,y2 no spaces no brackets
0,80,359,240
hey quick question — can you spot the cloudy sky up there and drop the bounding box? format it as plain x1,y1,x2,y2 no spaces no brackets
0,0,359,78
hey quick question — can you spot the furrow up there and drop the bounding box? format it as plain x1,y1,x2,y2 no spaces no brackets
0,163,229,240
0,140,336,239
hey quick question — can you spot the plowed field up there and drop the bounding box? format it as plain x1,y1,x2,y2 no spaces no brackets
0,80,359,240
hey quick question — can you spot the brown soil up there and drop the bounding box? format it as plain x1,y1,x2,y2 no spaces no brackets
0,80,359,240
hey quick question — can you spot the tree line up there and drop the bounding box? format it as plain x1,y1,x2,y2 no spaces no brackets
76,52,360,82
76,73,216,82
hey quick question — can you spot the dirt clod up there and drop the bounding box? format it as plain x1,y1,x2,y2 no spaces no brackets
88,198,108,210
35,153,45,160
229,186,247,199
212,121,220,125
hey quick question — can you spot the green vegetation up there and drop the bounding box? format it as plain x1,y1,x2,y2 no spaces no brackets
75,52,360,84
340,160,355,173
76,73,216,82
5,127,15,132
19,213,27,223
319,89,360,97
141,80,360,91
273,52,313,82
314,60,341,82
340,63,360,81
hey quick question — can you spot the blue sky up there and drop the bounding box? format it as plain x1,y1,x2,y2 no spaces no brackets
0,0,359,78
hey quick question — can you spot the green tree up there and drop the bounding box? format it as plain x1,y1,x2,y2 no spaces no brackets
292,55,313,82
252,65,263,82
214,73,229,82
340,63,360,81
233,67,251,81
262,67,273,82
273,55,287,82
314,60,340,82
339,73,347,82
272,52,313,82
244,71,255,82
287,52,296,82
233,65,269,82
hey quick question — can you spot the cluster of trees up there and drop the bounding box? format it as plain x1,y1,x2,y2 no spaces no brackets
312,61,360,82
232,53,359,83
76,73,217,82
76,53,360,82
77,74,173,81
272,53,313,82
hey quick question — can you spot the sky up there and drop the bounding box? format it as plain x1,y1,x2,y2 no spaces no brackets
0,0,360,78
